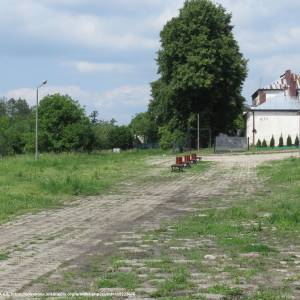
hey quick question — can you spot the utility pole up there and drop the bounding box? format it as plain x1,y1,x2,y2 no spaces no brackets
35,80,47,161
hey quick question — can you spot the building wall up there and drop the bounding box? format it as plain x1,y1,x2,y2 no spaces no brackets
247,111,300,146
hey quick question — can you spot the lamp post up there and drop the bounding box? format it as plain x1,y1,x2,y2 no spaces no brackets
35,80,47,161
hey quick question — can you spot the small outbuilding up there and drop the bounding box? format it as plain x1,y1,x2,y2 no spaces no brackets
246,70,300,146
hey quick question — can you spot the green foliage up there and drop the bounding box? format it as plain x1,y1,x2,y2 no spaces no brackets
0,94,136,155
93,120,134,150
130,112,158,145
0,98,33,155
270,136,275,148
256,139,262,147
92,120,115,150
38,94,94,152
287,135,292,146
278,135,284,147
149,0,247,137
295,136,299,146
158,126,186,150
262,139,267,147
109,125,133,150
159,126,174,150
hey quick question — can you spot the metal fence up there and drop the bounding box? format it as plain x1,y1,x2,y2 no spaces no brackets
215,134,249,153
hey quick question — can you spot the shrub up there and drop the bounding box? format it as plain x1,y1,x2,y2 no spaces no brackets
295,136,299,147
279,135,284,147
270,136,275,148
256,139,262,147
287,135,292,146
262,139,267,147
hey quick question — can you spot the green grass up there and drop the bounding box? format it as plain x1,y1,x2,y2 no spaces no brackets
0,150,168,223
185,161,212,173
97,271,140,291
32,156,300,299
206,284,244,297
258,157,300,230
0,252,9,261
152,267,191,298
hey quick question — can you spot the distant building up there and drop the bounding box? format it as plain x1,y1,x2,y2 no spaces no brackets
246,70,300,146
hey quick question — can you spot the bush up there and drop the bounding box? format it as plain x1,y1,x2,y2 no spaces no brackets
295,136,299,147
256,139,262,147
262,139,267,147
287,135,292,146
279,135,284,147
270,136,275,148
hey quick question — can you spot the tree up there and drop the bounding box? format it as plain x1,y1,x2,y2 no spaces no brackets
256,139,262,147
287,135,292,147
279,135,284,147
0,98,33,155
93,121,115,150
38,94,94,152
108,126,133,150
262,139,267,147
89,110,99,124
295,136,299,147
270,136,275,148
149,0,247,141
130,112,158,144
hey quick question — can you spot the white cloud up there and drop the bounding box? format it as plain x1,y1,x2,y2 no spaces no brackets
69,61,133,74
0,0,158,50
1,0,300,109
5,84,150,124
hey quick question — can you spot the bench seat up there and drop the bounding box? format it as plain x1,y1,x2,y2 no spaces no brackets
171,164,185,172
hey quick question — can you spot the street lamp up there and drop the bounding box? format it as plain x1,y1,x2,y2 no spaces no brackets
35,80,47,161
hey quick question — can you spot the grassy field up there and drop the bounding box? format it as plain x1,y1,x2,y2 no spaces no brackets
0,150,171,224
36,157,300,299
0,149,210,224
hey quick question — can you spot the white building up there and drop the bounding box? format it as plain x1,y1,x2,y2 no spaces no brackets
246,70,300,146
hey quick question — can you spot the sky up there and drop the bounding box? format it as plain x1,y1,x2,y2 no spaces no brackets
1,0,300,124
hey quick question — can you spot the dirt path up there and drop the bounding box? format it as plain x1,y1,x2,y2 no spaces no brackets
0,152,295,293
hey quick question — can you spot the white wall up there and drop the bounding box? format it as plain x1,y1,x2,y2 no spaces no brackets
246,111,300,146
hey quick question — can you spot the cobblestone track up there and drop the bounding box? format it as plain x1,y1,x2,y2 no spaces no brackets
0,152,295,293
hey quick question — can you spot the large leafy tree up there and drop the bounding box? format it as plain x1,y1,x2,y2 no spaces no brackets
149,0,247,140
38,94,94,152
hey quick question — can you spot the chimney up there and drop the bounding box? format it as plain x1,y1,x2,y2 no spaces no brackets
285,70,297,98
258,90,266,105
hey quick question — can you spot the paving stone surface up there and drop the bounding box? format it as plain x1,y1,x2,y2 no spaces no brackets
0,152,298,299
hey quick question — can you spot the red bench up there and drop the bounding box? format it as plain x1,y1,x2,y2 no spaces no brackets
184,155,192,168
191,153,202,162
171,156,185,172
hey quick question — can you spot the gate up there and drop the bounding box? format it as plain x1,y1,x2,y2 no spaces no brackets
215,134,249,153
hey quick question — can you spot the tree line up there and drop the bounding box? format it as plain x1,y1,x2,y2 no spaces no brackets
0,95,149,156
0,0,248,155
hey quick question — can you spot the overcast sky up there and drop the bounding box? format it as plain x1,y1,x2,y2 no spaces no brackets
1,0,300,124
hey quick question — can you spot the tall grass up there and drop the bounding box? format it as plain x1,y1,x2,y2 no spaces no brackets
0,150,164,223
259,157,300,230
